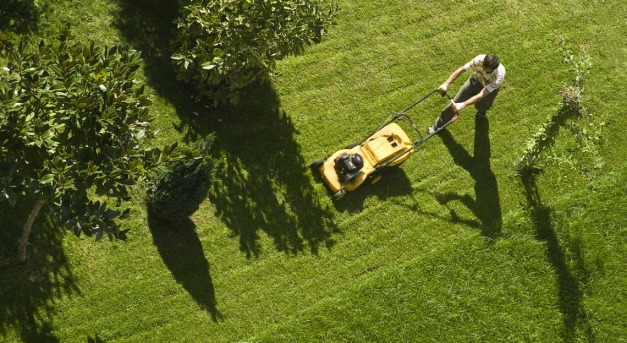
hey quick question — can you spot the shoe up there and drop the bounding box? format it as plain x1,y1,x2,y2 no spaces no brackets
428,126,437,135
475,111,486,120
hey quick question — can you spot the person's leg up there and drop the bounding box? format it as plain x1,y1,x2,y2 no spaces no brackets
474,87,500,119
433,75,483,129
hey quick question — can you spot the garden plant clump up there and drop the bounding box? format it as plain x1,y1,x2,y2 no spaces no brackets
146,138,214,225
0,25,198,261
171,0,338,105
517,39,604,177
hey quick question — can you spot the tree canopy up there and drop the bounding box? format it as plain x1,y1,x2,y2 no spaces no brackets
0,26,197,261
172,0,338,105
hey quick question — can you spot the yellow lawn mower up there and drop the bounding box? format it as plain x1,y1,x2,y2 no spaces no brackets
310,89,455,200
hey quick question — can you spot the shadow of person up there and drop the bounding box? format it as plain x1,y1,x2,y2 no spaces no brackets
435,119,502,239
0,200,79,342
147,211,221,321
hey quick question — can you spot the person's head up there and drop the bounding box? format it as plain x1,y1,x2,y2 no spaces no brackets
483,54,500,73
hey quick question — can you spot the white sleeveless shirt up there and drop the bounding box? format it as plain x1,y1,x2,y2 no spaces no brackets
463,54,506,93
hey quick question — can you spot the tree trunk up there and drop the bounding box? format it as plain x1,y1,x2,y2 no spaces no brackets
17,197,46,263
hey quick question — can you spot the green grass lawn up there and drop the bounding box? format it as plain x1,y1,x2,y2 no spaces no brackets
1,0,626,342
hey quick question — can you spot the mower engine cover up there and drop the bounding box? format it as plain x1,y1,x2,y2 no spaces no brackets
334,153,364,184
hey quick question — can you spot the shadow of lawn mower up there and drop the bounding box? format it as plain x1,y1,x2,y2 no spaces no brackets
310,88,455,200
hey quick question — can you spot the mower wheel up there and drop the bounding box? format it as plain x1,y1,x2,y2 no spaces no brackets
310,159,325,170
332,189,346,201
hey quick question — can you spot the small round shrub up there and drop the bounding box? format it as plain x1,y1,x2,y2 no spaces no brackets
146,156,213,224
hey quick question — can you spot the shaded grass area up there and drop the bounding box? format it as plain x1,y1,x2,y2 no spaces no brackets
434,119,502,240
520,170,594,342
0,0,40,33
0,199,79,342
206,82,340,258
147,215,221,321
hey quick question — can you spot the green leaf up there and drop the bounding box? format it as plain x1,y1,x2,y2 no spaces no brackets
201,62,216,70
95,228,104,241
40,174,54,185
8,190,17,206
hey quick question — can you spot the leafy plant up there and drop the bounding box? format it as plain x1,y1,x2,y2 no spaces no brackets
172,0,338,106
146,137,214,225
516,38,604,175
0,25,199,262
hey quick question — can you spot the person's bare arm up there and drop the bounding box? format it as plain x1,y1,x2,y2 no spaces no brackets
437,66,467,94
462,87,490,107
451,87,490,113
445,66,467,85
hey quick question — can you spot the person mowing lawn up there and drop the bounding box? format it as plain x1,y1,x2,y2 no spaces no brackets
428,53,506,134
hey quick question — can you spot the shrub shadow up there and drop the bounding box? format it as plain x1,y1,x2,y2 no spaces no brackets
515,80,596,341
433,119,503,239
0,200,79,342
147,210,221,321
519,171,594,342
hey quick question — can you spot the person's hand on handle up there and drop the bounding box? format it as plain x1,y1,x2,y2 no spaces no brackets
450,100,465,113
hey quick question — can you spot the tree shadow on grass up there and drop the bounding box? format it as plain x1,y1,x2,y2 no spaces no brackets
0,0,40,33
433,119,503,240
113,0,339,257
113,0,205,126
113,0,178,58
204,82,340,258
0,201,79,342
147,211,221,321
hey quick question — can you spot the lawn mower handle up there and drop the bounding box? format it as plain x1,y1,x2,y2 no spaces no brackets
376,91,457,169
398,89,453,114
353,88,455,162
398,89,438,114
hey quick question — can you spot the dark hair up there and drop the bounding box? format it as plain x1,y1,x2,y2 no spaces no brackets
484,54,500,70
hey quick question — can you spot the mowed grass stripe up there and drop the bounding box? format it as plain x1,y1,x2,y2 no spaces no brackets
253,234,564,342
